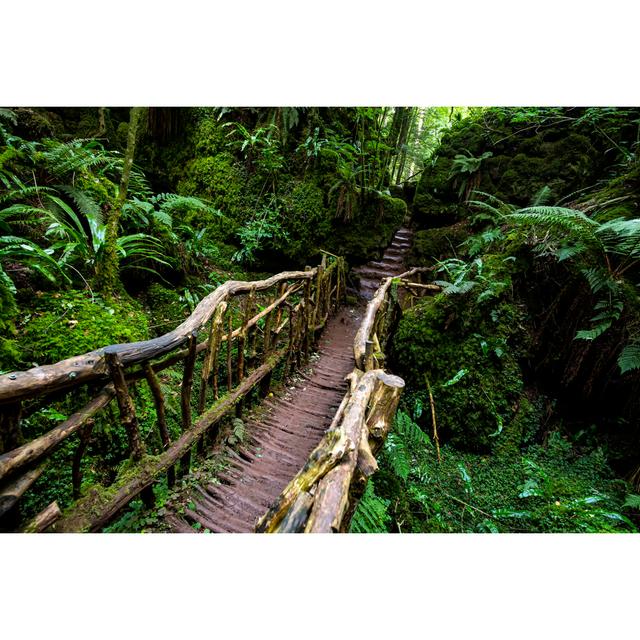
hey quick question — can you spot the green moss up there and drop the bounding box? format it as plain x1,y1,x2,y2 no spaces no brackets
407,223,470,266
279,179,331,263
145,282,187,335
376,411,634,533
178,152,247,231
0,278,19,372
391,280,530,452
327,193,407,263
17,290,150,365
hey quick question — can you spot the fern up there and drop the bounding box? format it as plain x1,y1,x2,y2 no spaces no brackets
618,342,640,374
575,298,623,341
56,185,102,223
395,410,433,450
384,433,412,480
349,480,390,533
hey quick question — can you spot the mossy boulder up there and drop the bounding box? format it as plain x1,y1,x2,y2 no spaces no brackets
17,290,150,366
390,280,531,452
278,179,331,264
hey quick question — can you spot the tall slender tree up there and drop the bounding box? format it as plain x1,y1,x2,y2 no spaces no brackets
99,107,145,297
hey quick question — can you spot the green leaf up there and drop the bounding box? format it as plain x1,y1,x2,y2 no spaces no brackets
442,368,468,387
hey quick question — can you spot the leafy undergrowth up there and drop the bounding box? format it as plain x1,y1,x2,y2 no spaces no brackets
352,410,638,533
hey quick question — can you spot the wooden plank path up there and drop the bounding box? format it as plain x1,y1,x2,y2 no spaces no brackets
164,227,413,533
165,306,363,532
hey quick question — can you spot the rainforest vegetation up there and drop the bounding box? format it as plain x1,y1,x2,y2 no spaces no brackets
1,106,640,533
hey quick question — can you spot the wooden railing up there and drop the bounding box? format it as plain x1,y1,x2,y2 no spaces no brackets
0,255,347,532
256,266,439,533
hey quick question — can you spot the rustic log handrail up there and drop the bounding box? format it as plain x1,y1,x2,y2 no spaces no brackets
0,270,320,405
0,256,347,532
256,263,435,533
353,266,434,370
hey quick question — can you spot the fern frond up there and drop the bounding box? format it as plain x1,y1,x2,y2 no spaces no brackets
56,185,102,224
349,480,390,533
618,342,640,374
529,185,553,207
581,267,617,295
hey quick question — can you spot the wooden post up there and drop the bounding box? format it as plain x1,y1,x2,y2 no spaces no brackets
246,292,258,371
273,283,286,339
105,351,144,461
226,310,233,392
262,295,273,360
179,333,197,476
144,362,175,487
283,301,295,378
0,402,23,455
72,421,94,499
259,296,274,397
237,290,254,383
303,276,312,358
211,301,228,400
199,302,226,410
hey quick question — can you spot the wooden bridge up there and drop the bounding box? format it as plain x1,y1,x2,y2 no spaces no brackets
0,227,438,533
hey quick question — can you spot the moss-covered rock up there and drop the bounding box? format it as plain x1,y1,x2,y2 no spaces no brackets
278,179,331,264
17,290,150,365
390,279,531,452
178,152,247,234
407,223,470,266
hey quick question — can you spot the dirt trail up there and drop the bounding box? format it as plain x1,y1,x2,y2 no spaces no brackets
163,226,413,533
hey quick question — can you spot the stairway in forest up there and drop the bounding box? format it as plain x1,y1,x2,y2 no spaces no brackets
351,227,413,300
162,225,414,533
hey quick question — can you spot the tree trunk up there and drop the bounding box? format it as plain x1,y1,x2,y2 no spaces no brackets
99,106,145,298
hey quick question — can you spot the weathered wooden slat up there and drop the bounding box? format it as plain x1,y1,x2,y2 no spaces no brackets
0,270,318,405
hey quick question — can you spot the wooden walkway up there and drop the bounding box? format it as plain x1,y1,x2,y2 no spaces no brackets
164,227,413,533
